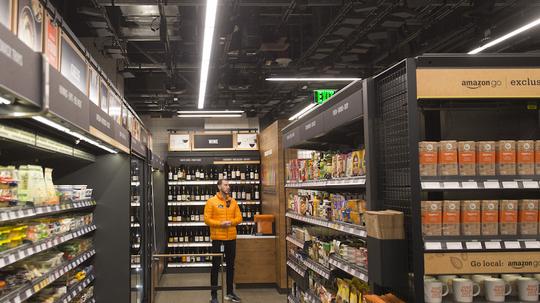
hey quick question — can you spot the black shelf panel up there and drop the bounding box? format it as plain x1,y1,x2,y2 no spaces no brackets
0,224,96,269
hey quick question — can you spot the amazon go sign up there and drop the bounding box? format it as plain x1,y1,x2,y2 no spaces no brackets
424,251,540,275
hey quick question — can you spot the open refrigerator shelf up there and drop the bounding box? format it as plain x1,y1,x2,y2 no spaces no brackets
0,200,96,224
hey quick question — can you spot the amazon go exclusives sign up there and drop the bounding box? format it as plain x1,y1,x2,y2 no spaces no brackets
425,251,540,275
416,68,540,99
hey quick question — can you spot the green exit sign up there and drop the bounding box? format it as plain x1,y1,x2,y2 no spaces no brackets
314,89,336,104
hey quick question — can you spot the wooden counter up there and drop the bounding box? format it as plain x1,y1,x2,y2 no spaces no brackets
234,236,277,284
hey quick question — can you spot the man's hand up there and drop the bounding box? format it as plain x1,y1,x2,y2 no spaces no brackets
220,221,232,227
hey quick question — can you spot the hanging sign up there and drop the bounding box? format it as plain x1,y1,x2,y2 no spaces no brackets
314,89,336,104
235,133,258,150
193,133,234,150
169,133,192,151
417,68,540,99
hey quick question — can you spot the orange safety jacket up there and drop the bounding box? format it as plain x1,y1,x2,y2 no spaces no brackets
204,192,242,241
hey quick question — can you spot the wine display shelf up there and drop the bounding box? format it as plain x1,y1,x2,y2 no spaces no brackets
0,249,96,303
168,200,260,206
0,224,96,269
169,180,260,185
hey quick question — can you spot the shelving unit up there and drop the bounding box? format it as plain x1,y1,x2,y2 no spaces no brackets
367,54,540,302
282,80,374,302
165,150,261,269
55,272,95,303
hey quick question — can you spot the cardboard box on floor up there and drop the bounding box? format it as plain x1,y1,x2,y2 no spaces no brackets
365,210,405,240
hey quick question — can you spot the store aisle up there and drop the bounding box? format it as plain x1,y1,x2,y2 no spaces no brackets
155,273,287,303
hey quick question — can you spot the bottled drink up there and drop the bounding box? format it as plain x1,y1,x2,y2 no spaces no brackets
172,208,178,222
254,167,259,180
246,188,251,200
240,168,246,180
241,186,246,200
168,208,173,221
200,167,205,180
255,186,260,200
249,166,254,180
168,167,173,181
236,166,241,180
173,167,178,181
168,186,173,201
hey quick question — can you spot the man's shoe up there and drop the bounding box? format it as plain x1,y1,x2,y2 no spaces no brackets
210,298,219,303
225,293,241,302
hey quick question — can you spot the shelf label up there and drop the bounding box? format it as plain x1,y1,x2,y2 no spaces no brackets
443,182,460,189
525,241,540,249
485,242,502,249
505,241,521,249
461,181,478,189
502,181,519,189
484,181,500,189
523,181,539,188
425,242,442,250
422,182,441,189
446,242,463,250
466,242,482,250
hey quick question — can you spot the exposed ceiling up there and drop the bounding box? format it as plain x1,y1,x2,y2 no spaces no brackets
53,0,540,124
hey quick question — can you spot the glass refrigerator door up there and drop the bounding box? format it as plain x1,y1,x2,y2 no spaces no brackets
130,158,144,303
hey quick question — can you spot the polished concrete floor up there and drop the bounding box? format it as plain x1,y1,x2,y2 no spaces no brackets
154,273,287,303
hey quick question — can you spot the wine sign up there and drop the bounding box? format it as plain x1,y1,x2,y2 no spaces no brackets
193,133,234,150
169,133,192,151
236,133,258,150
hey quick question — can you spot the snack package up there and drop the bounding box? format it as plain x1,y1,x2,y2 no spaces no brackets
421,201,442,236
351,150,364,176
517,140,535,175
458,141,476,176
442,200,460,236
519,199,538,236
477,141,496,176
497,140,516,175
439,140,458,176
419,141,438,176
461,200,481,236
481,200,499,236
500,200,518,235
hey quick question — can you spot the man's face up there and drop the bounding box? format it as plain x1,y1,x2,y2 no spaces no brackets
218,180,230,194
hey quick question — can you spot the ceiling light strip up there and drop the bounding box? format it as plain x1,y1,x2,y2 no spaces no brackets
177,110,244,114
197,0,219,109
468,17,540,54
178,114,242,118
266,77,361,82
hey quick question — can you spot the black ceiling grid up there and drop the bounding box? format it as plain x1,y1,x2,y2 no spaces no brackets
51,0,540,120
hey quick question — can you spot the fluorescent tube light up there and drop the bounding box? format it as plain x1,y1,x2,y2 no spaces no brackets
178,114,243,118
288,103,317,121
177,110,244,114
0,96,12,105
32,116,117,153
197,0,218,109
266,77,361,82
468,17,540,54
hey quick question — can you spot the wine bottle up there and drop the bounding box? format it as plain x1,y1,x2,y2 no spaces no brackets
254,167,259,180
168,167,173,181
173,167,178,181
200,167,205,180
241,186,246,200
168,208,173,221
255,186,260,200
240,168,246,180
172,208,178,222
249,166,254,180
246,188,251,201
168,186,173,201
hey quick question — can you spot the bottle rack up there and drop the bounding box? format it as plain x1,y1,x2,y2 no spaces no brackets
166,153,261,268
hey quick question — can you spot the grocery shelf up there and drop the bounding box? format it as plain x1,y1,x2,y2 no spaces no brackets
286,236,305,249
0,200,96,224
168,221,255,227
286,212,367,238
285,176,366,189
305,291,322,303
288,295,299,303
169,180,260,185
424,238,540,252
303,258,331,280
420,176,540,191
168,200,260,206
0,224,96,269
168,242,212,248
87,298,96,303
55,272,95,303
0,248,96,303
329,254,368,282
236,235,276,239
287,258,307,278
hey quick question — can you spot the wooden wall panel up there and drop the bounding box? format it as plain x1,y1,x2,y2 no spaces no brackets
235,238,276,283
259,120,288,289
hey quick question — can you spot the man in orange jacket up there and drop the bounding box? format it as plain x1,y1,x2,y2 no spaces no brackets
204,179,242,303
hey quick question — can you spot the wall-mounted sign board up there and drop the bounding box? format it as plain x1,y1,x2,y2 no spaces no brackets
282,127,301,149
193,133,234,150
236,133,258,150
417,68,540,99
425,251,540,275
169,133,192,151
131,138,146,157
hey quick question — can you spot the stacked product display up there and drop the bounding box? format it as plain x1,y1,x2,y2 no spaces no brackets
0,165,96,302
166,163,261,268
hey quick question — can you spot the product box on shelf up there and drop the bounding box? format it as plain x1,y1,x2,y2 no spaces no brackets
517,140,535,175
351,150,365,177
439,140,458,176
442,200,460,236
461,200,480,236
365,210,405,239
497,140,517,175
458,141,476,176
478,141,496,176
419,141,438,177
422,201,442,236
481,200,499,236
500,200,518,235
518,199,538,236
